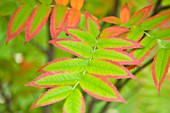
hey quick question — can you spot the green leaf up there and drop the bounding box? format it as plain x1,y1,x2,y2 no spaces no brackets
50,39,93,58
63,89,85,113
67,28,96,46
0,1,18,16
7,5,34,42
133,36,157,62
126,27,144,42
85,12,100,38
19,0,35,5
152,48,170,93
154,28,170,40
31,86,73,109
93,49,139,65
26,4,51,42
98,38,141,50
39,0,53,4
41,58,89,73
140,12,170,30
86,59,134,78
26,72,80,88
80,74,124,102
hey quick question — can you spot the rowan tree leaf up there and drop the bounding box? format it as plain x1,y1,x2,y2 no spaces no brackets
7,5,33,42
50,39,93,58
50,5,68,38
63,89,85,113
86,59,135,79
153,28,170,40
70,0,84,10
80,74,125,102
66,8,81,27
40,58,89,73
140,11,170,30
93,49,139,65
99,26,129,38
120,4,130,23
26,72,80,88
31,86,73,109
152,48,170,93
67,28,96,46
18,0,35,5
98,38,141,50
100,16,121,24
26,4,51,42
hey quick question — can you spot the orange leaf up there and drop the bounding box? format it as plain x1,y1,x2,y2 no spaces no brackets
100,16,121,24
66,8,81,27
71,0,84,10
120,3,130,23
55,0,69,6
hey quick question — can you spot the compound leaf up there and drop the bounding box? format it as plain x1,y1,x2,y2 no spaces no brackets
120,4,130,23
70,0,84,10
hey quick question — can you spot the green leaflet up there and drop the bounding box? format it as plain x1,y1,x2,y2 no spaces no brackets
67,29,96,46
86,59,128,77
133,36,157,62
11,5,34,33
153,48,170,92
53,39,93,58
80,74,118,100
98,38,139,49
93,49,135,64
63,89,85,113
0,1,18,16
39,0,53,4
42,58,89,73
34,72,80,87
19,0,35,5
140,12,170,30
31,86,73,109
154,28,170,40
29,5,51,33
127,27,144,42
86,12,100,38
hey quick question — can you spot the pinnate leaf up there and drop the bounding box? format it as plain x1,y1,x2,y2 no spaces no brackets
80,74,125,102
26,72,80,88
31,86,73,109
98,38,141,50
86,59,135,78
120,4,130,23
93,49,139,65
152,48,170,93
63,89,85,113
40,58,89,73
26,4,51,42
100,16,121,24
50,39,93,58
39,0,53,4
55,0,69,6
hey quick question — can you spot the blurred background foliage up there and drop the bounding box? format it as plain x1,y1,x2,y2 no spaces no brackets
0,0,170,113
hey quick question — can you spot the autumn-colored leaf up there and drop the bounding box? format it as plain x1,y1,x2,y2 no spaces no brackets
55,0,69,6
152,48,170,93
66,8,81,27
70,0,84,10
26,5,51,42
100,16,121,24
99,26,129,38
120,3,130,23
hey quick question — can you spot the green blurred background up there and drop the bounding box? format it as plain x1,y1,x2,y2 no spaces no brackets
0,0,170,113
